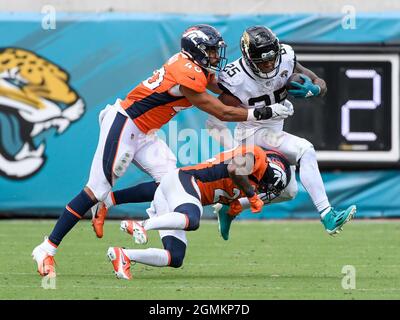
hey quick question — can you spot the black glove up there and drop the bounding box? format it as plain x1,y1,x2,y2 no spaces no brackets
253,106,272,120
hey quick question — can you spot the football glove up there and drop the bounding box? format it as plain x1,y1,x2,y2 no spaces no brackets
254,103,293,120
248,194,263,213
271,100,294,120
288,74,321,98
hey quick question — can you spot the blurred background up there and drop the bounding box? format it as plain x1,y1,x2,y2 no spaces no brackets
1,0,400,219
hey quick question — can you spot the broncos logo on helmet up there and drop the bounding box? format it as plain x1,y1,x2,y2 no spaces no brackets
0,48,85,180
258,150,291,199
181,24,227,72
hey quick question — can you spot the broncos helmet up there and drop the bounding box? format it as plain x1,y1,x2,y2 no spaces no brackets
258,150,291,201
181,24,227,72
240,25,282,79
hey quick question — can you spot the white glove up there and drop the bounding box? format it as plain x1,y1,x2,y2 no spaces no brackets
269,100,294,120
283,99,294,116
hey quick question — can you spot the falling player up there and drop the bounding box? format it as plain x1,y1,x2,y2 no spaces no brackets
107,145,292,279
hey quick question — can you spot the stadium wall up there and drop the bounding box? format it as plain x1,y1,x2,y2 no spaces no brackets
0,13,399,219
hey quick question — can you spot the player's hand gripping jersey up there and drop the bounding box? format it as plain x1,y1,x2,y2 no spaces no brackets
218,44,296,139
181,145,269,206
121,52,215,133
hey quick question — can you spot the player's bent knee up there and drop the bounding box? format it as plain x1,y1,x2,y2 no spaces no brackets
162,236,186,268
174,203,201,231
85,182,110,202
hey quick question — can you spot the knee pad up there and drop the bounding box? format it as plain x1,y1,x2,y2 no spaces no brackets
162,236,186,268
174,203,201,231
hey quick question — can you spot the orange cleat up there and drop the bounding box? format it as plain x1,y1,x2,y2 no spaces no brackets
107,247,132,280
91,202,108,238
32,245,56,277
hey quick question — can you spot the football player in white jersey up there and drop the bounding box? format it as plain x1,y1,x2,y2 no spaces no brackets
208,26,356,240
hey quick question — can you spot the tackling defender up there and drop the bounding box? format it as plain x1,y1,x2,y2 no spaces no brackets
107,145,291,279
208,26,356,240
31,24,293,277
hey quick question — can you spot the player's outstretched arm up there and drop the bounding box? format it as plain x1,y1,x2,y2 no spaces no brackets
181,85,292,122
294,62,327,96
181,85,251,121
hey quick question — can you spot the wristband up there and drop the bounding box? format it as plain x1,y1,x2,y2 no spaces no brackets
247,108,256,121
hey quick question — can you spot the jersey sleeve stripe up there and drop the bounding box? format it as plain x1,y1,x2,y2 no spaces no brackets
124,91,183,120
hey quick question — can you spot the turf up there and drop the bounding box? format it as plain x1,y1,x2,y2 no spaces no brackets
0,219,399,300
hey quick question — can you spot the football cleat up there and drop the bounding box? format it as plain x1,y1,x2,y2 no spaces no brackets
120,220,148,244
91,202,108,238
107,247,132,280
321,205,356,235
213,203,236,241
32,244,56,277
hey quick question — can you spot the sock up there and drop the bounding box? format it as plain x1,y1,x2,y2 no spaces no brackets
123,248,169,267
299,149,330,213
49,190,97,246
111,181,158,207
143,212,187,231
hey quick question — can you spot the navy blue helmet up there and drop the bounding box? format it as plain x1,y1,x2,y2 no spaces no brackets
240,26,282,79
258,150,291,199
181,24,227,72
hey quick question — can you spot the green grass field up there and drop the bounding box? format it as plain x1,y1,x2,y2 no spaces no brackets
0,219,399,300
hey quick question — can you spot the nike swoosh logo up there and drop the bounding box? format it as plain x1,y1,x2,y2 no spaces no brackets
187,76,195,80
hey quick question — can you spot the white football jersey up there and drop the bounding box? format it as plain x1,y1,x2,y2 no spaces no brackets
218,44,296,140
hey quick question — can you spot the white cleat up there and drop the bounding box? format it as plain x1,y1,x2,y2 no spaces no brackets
120,220,148,244
107,247,132,280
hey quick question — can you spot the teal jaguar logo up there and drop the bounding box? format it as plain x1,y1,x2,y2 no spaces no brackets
0,48,85,179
